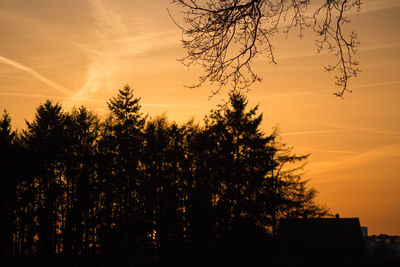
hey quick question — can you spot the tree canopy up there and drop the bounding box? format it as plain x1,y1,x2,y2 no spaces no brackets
1,85,329,266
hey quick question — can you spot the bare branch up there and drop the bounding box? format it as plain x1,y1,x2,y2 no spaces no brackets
172,0,361,97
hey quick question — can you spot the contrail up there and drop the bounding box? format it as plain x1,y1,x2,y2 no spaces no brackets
275,42,400,61
308,143,400,177
260,80,400,99
351,80,400,89
0,56,71,96
0,92,205,109
282,128,400,136
64,0,126,104
294,146,358,155
359,0,400,13
0,92,64,100
67,0,180,105
282,129,357,136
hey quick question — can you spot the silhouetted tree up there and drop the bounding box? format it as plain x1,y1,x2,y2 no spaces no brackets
172,0,361,97
62,106,101,263
0,109,17,264
99,84,146,266
263,130,330,235
190,93,276,265
19,101,68,263
1,86,331,267
140,117,178,263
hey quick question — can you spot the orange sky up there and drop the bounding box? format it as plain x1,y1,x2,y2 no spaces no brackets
0,0,399,235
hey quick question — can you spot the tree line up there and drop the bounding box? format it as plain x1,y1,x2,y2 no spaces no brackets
0,85,329,266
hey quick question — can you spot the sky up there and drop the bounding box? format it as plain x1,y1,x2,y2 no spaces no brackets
0,0,399,235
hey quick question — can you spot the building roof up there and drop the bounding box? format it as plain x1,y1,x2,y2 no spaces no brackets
277,217,366,267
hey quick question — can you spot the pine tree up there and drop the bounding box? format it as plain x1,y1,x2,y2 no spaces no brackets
62,107,101,259
100,84,146,265
203,93,275,227
191,93,276,265
0,110,17,262
265,131,330,234
20,101,68,259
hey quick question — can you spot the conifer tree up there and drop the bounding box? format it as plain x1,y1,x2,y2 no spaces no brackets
265,131,330,234
203,93,275,228
21,101,67,259
62,107,101,259
0,88,332,267
100,84,146,265
190,93,275,265
0,110,17,263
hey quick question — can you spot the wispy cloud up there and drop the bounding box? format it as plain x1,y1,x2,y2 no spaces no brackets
64,0,179,107
64,0,125,105
143,103,205,109
307,0,400,16
308,143,400,177
295,146,358,155
351,80,400,89
360,43,400,52
259,80,400,99
282,129,356,136
0,92,107,104
0,92,64,100
282,128,400,136
0,92,203,110
264,41,400,63
358,0,400,13
0,56,71,96
259,89,326,99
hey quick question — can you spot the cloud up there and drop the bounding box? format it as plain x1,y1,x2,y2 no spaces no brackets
0,92,64,100
0,56,71,96
143,103,205,109
351,80,400,89
277,42,400,61
63,0,124,105
358,0,400,13
360,43,400,52
294,146,359,155
0,92,108,105
282,127,400,136
307,0,400,16
282,129,358,136
0,91,203,110
64,0,180,107
259,89,326,99
308,143,400,177
259,80,400,99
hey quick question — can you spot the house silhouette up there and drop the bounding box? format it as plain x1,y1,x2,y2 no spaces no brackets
277,216,366,267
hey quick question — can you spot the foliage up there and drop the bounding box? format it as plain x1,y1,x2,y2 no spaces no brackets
1,86,329,266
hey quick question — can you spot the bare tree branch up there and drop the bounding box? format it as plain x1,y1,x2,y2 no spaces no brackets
172,0,361,98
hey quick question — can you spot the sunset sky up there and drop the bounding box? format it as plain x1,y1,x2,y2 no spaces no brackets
0,0,399,235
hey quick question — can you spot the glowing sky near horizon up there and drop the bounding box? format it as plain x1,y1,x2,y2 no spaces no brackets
0,0,399,235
